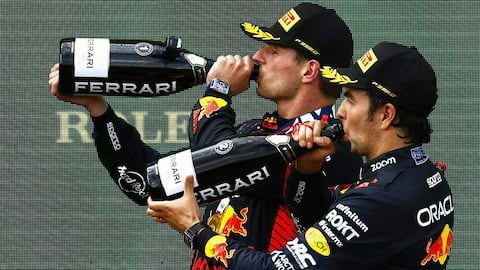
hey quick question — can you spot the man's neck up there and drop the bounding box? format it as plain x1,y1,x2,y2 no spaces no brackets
277,96,335,119
365,132,411,161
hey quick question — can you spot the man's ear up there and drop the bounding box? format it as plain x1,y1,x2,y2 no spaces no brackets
302,60,321,82
380,103,397,129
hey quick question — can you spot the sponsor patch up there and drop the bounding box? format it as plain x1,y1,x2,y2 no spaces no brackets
411,146,428,165
271,250,295,270
278,8,301,32
305,227,330,256
416,195,453,227
426,172,442,188
370,157,396,172
106,121,121,151
117,166,147,198
335,204,369,233
357,48,378,73
325,209,360,241
286,238,316,269
295,38,320,56
262,116,278,130
318,220,343,247
293,180,306,204
371,81,396,98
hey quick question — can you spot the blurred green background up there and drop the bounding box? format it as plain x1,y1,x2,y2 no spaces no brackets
1,0,478,269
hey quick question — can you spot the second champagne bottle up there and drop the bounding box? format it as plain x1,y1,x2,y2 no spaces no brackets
146,121,344,205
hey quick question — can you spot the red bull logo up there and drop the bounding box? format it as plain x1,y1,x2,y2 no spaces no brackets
220,207,248,237
207,206,248,237
421,224,453,266
192,97,228,134
205,235,235,268
198,96,228,120
262,116,278,130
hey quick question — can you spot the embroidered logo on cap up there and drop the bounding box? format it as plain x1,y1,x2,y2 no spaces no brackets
278,8,301,32
357,48,378,73
320,66,358,85
241,22,280,41
371,81,397,98
295,38,320,56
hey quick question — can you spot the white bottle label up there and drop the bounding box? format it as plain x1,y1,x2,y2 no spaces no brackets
156,149,198,196
74,38,110,78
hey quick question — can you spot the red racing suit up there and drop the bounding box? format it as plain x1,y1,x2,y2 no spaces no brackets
192,145,454,269
187,89,363,270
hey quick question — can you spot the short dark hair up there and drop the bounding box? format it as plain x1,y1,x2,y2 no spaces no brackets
367,91,433,144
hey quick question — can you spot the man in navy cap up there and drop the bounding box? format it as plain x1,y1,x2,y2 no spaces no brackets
148,42,454,269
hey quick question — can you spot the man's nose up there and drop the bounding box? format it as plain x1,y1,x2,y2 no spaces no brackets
337,102,346,119
251,47,265,62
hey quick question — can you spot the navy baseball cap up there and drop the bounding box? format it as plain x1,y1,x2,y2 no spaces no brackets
240,2,353,68
320,42,438,117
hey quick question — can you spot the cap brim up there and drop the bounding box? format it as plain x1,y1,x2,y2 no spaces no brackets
319,66,369,89
240,22,287,45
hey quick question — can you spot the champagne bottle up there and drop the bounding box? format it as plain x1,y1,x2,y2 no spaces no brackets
146,121,344,205
58,36,258,96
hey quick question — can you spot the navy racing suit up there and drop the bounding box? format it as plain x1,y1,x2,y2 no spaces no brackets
192,145,454,269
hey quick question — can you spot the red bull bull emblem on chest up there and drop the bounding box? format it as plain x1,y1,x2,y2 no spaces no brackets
207,206,249,237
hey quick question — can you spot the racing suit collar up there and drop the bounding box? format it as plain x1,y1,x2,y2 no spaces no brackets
360,144,427,180
275,105,335,135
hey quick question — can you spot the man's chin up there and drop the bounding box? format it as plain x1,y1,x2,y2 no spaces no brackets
346,139,359,155
256,88,271,100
